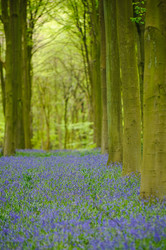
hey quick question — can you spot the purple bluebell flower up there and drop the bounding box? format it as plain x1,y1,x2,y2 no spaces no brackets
0,150,166,249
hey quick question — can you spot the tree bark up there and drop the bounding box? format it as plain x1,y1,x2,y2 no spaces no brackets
2,0,15,155
11,0,25,149
140,0,166,200
117,0,141,175
22,0,32,148
90,0,102,148
64,97,69,149
2,0,25,154
0,56,5,116
99,0,108,154
137,23,145,131
104,0,123,163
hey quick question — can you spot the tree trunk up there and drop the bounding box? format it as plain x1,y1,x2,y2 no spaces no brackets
2,0,25,154
12,0,25,149
136,22,145,135
57,112,63,149
99,0,108,154
117,0,141,175
64,98,69,149
0,56,5,116
44,106,50,151
90,0,102,148
2,0,15,155
140,0,166,200
104,0,123,163
22,0,32,149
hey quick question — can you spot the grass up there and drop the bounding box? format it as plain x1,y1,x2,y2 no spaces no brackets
0,149,166,249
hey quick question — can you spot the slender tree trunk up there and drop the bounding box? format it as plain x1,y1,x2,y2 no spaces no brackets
104,0,123,163
90,0,102,148
64,98,69,149
99,0,108,154
133,0,146,132
27,44,33,141
117,0,141,175
0,56,5,116
46,120,50,150
57,113,62,149
136,22,145,135
12,0,25,149
22,0,32,148
140,0,166,200
40,110,45,150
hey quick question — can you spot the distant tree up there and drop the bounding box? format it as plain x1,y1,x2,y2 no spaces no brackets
117,0,141,175
140,0,166,199
65,0,102,147
23,0,52,148
66,0,93,118
104,0,123,163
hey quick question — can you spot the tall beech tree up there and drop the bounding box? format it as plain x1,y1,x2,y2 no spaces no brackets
23,0,48,148
132,0,146,129
117,0,141,175
90,0,102,147
21,0,31,148
14,0,25,149
99,0,108,154
140,0,166,199
1,0,24,155
104,0,122,163
1,0,14,155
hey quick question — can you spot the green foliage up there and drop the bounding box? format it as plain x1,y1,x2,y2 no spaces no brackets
32,9,93,150
130,1,146,24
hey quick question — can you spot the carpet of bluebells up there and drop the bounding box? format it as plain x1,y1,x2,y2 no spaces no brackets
0,149,166,249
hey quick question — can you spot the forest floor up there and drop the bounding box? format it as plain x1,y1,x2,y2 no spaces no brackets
0,149,166,249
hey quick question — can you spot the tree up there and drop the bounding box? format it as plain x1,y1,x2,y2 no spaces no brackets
1,0,24,155
14,0,25,149
0,38,5,116
21,0,32,149
132,0,146,131
104,0,123,163
65,0,102,147
140,0,166,200
32,15,92,150
90,0,102,148
23,0,51,148
99,0,108,154
117,0,141,175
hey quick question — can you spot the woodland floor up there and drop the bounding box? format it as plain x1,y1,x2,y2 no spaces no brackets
0,149,166,249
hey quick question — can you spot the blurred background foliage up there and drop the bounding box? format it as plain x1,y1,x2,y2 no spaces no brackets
0,0,94,150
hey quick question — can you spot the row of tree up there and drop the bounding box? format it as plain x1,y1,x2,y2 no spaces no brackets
0,0,95,152
102,0,166,200
66,0,166,199
0,0,166,200
0,0,42,154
